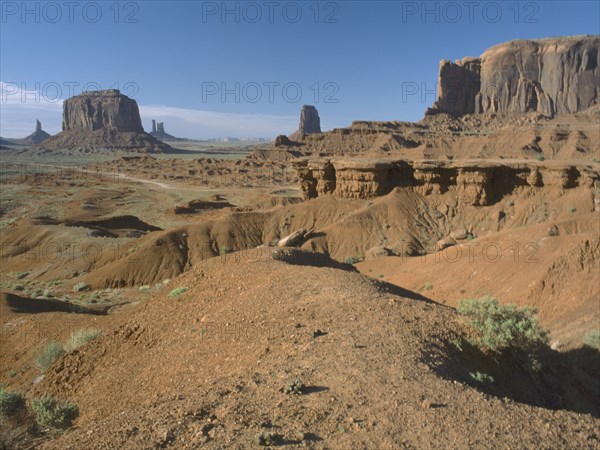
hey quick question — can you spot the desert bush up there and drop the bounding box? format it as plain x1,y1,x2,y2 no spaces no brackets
583,330,600,349
73,282,90,292
219,246,232,255
66,329,100,352
283,378,305,395
422,283,433,291
469,371,494,385
535,154,546,161
35,342,65,372
345,256,360,265
31,395,78,430
0,388,25,416
257,431,282,446
168,287,188,298
457,296,548,352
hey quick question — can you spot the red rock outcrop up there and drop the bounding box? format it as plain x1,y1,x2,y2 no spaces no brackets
36,90,173,153
428,36,599,117
294,158,599,206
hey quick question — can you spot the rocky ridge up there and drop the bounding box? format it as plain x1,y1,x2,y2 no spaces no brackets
293,158,600,205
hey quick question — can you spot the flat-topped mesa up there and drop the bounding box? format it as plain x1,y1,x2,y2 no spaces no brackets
427,35,600,117
293,158,599,206
62,89,144,132
289,105,321,140
36,90,173,153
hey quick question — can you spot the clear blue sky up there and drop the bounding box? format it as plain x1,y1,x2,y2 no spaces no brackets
1,1,599,138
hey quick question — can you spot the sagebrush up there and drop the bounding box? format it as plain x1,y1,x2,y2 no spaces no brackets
0,388,25,416
457,296,548,352
66,328,100,352
36,342,65,372
31,395,78,430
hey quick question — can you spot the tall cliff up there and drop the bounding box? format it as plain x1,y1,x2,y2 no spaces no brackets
37,90,172,153
427,35,599,117
289,105,321,140
62,90,144,132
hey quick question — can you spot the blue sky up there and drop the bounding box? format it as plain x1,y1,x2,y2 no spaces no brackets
1,1,599,139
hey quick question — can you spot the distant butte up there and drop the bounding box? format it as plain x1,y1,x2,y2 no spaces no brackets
19,120,51,145
36,90,173,153
289,105,321,140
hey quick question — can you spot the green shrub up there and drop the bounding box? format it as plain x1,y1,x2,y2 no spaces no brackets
583,330,600,349
73,282,90,293
168,287,188,298
219,246,231,255
457,297,548,352
422,283,433,291
0,388,25,416
65,329,100,352
36,341,65,372
283,378,305,395
535,154,546,161
31,395,78,430
257,431,282,446
469,371,494,385
345,256,360,265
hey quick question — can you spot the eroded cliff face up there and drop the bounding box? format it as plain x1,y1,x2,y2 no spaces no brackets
62,90,144,132
289,105,322,140
294,158,599,207
428,36,599,117
36,90,172,153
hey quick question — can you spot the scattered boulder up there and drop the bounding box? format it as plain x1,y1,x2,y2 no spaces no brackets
274,135,293,146
436,238,454,250
450,230,468,241
277,229,308,247
365,246,391,260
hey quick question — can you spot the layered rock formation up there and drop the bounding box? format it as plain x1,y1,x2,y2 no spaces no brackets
36,90,173,153
150,120,177,140
20,120,51,144
294,158,599,206
427,35,599,117
289,105,321,140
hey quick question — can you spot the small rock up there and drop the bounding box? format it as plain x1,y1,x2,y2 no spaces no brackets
365,246,391,260
450,229,468,240
436,238,453,250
